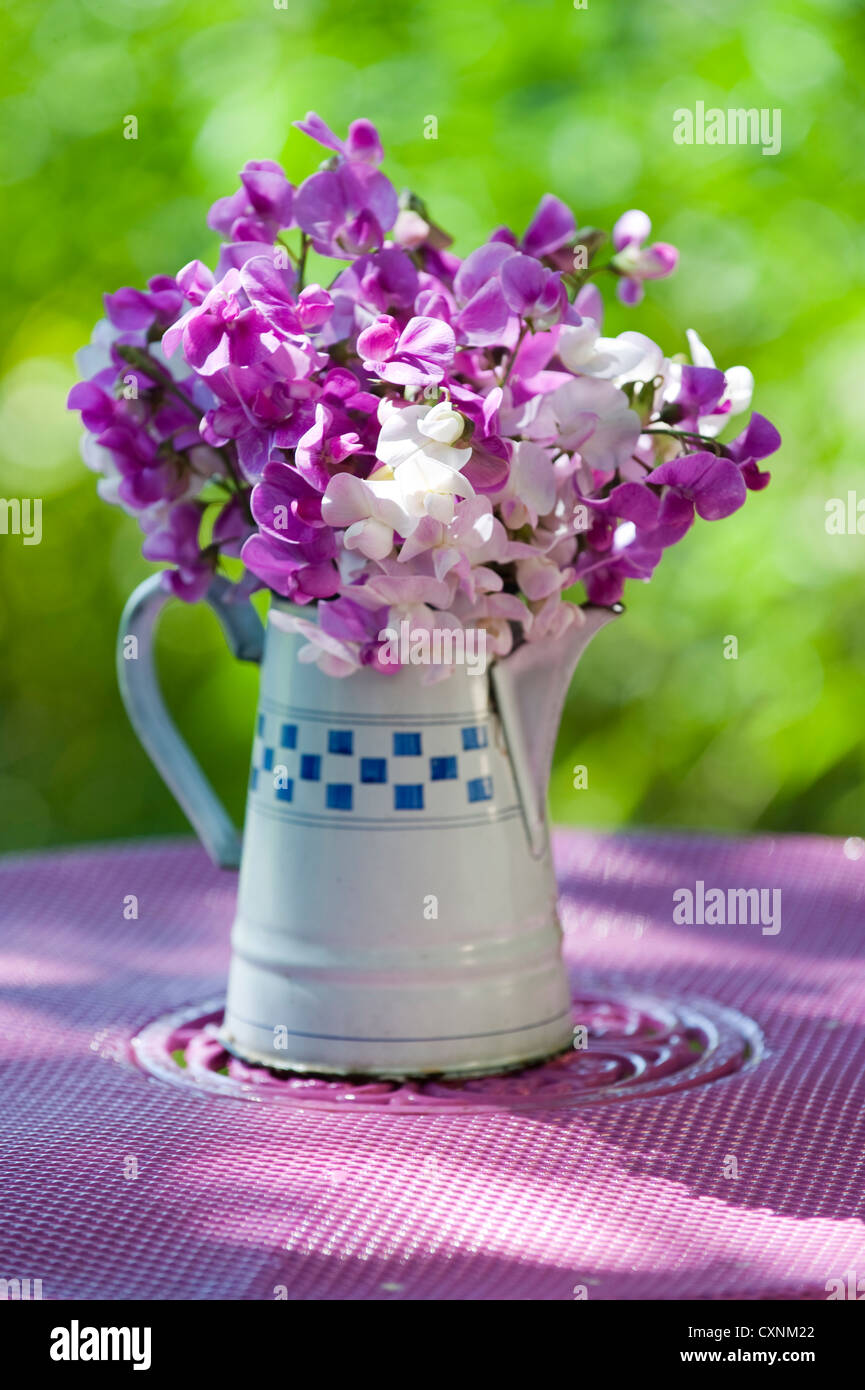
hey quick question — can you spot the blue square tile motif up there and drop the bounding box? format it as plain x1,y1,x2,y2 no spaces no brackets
393,732,422,756
430,756,458,781
462,725,488,751
257,713,266,736
300,754,321,781
392,733,422,756
360,757,387,784
262,746,274,772
467,776,493,803
276,780,294,803
328,729,353,755
280,723,297,749
395,784,424,810
326,783,353,811
249,768,259,791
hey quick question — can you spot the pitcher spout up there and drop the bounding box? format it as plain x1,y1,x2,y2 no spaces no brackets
491,603,623,858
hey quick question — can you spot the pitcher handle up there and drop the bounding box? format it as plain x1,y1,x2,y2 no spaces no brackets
116,573,265,870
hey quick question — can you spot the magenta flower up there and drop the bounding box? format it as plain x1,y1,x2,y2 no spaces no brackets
611,210,678,306
293,113,398,258
725,413,781,491
251,458,329,541
104,276,184,332
294,112,384,165
357,314,455,386
650,450,747,521
324,247,420,343
500,254,567,327
292,403,368,492
490,193,577,261
666,364,728,430
207,160,295,244
452,244,513,345
240,257,333,335
140,503,214,602
241,533,340,603
70,110,777,644
162,270,281,375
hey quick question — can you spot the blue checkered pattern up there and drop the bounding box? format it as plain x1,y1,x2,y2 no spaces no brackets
249,713,502,818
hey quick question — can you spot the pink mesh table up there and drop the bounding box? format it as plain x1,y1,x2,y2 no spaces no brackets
1,831,864,1301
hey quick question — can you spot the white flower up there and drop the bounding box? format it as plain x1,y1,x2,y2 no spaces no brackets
376,397,473,473
546,377,641,471
352,397,476,533
321,473,410,561
558,320,662,384
268,611,360,678
322,448,476,562
497,440,557,529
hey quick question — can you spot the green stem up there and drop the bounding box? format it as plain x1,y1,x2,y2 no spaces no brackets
500,322,530,386
115,345,201,417
567,262,618,296
116,344,252,517
645,426,724,453
297,233,310,290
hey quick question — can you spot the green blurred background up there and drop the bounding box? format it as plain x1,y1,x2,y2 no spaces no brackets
1,0,863,852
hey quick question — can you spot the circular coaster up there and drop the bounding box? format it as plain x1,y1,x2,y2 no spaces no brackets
128,990,763,1115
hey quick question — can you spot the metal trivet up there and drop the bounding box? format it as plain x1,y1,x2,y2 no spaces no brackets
127,990,763,1114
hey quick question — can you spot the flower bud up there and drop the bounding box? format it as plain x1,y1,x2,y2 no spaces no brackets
416,399,466,445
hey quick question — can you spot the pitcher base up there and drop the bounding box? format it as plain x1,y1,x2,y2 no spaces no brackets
217,1015,575,1081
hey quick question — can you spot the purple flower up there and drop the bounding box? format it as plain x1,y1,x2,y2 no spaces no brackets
323,247,420,343
212,493,254,557
452,243,513,345
70,110,776,663
650,450,747,521
240,530,340,602
251,458,329,541
289,403,369,492
611,210,678,305
104,276,185,332
140,503,214,602
208,160,295,244
451,243,566,345
500,254,566,327
490,193,576,261
357,314,455,386
294,112,384,166
575,531,662,605
725,412,781,491
67,378,121,435
293,113,397,258
94,423,180,510
666,364,727,430
319,595,390,664
162,270,282,375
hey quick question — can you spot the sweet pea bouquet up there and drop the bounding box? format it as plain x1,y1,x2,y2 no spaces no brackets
69,112,780,678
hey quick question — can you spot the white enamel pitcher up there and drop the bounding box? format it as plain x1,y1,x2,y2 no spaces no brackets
118,576,620,1077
